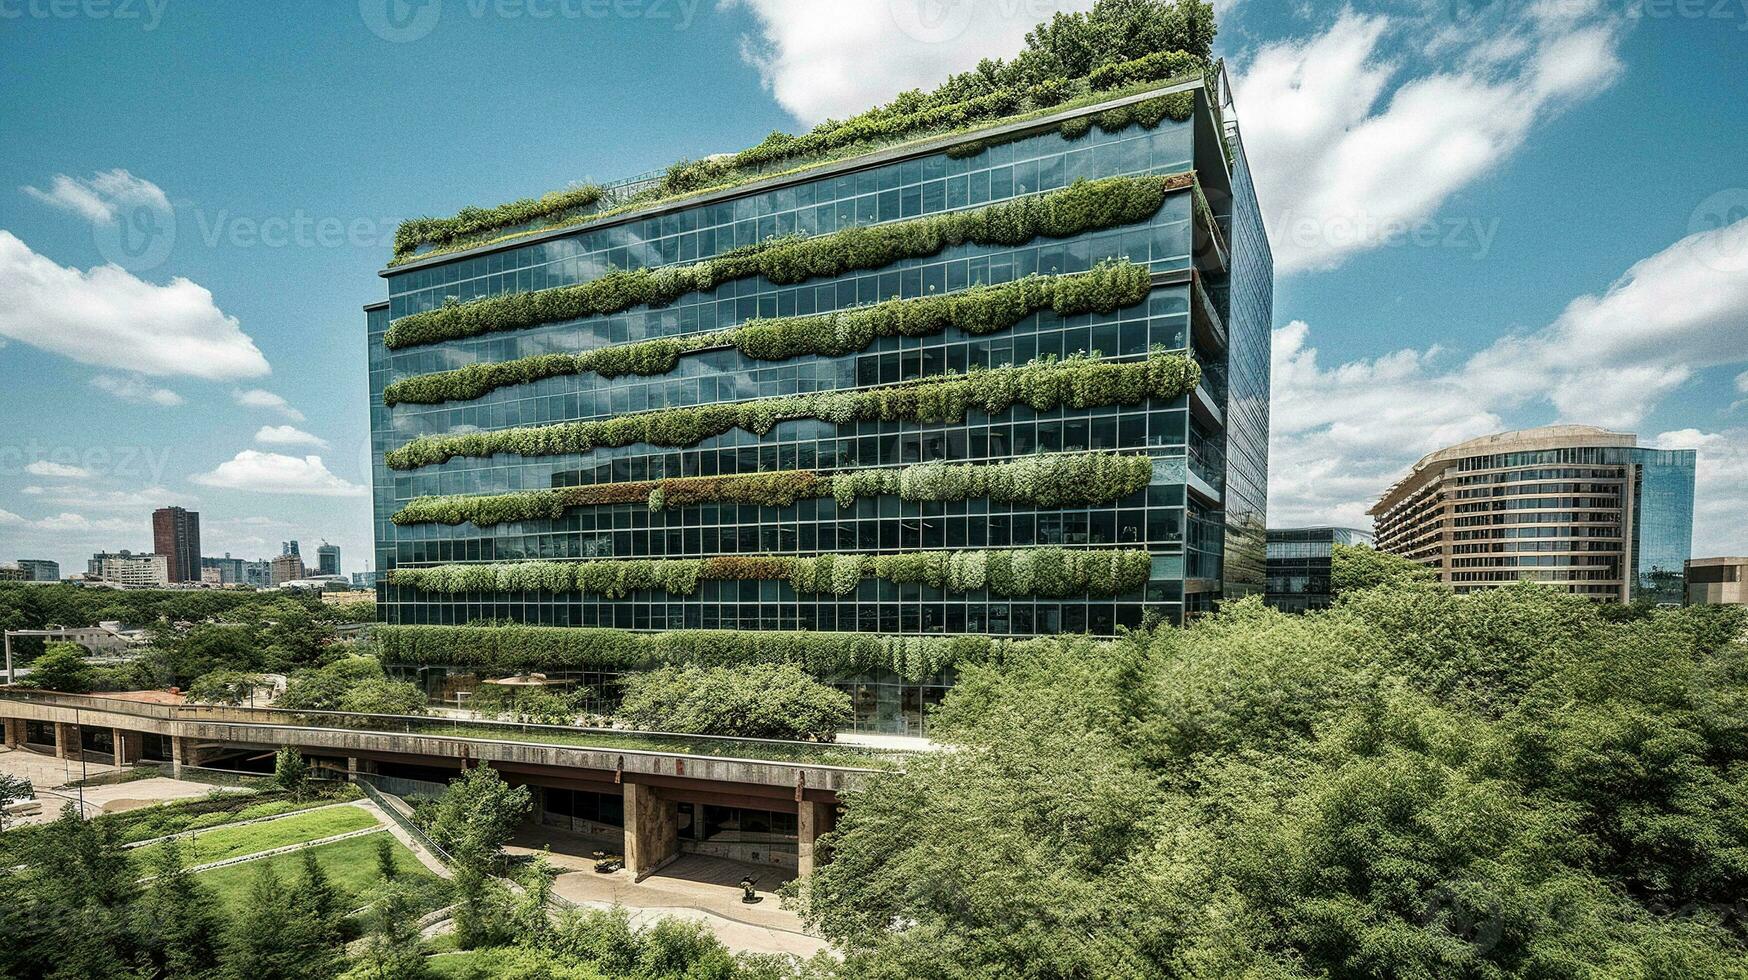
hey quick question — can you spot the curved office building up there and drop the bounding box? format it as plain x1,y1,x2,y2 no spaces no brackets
1368,425,1695,603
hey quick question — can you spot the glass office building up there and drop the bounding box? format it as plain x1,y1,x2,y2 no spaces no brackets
1265,527,1373,613
364,74,1272,727
1369,425,1695,603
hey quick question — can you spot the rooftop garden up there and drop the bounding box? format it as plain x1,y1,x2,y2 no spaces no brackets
388,0,1219,265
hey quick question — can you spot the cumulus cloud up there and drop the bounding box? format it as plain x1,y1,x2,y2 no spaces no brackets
1270,216,1748,546
254,425,329,448
1233,8,1622,274
0,231,270,379
20,485,182,510
232,389,305,422
89,374,184,407
24,460,93,479
724,0,1093,124
190,451,365,497
32,512,134,534
22,169,169,224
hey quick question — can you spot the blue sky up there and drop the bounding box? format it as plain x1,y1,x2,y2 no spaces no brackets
0,0,1744,575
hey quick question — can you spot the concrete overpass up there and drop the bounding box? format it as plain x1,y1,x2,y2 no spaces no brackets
0,688,889,880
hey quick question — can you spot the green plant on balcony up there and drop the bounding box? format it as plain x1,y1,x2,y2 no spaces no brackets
381,261,1154,406
382,172,1191,350
384,352,1198,469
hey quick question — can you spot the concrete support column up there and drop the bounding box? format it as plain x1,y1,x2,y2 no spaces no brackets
797,800,836,879
171,736,201,777
54,722,79,761
112,729,141,766
623,782,678,881
1,719,18,749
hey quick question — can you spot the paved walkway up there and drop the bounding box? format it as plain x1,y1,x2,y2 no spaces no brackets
505,826,827,958
0,747,245,824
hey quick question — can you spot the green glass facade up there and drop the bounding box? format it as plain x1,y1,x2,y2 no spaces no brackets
365,80,1271,729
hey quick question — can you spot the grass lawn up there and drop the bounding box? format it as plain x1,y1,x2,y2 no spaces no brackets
192,830,443,913
134,805,380,872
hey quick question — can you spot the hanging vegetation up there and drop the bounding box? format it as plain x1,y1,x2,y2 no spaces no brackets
390,451,1156,527
381,260,1154,407
382,172,1192,350
383,352,1198,470
386,546,1153,600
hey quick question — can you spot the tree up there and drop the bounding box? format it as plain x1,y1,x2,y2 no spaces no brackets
344,882,431,980
449,865,515,951
617,663,852,741
1330,542,1439,594
23,642,95,692
374,832,400,882
136,839,226,979
800,591,1748,977
273,746,310,799
225,864,301,980
0,772,32,833
425,765,531,870
187,669,263,706
275,657,425,716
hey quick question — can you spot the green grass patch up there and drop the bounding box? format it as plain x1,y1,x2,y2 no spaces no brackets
191,831,442,915
134,805,379,871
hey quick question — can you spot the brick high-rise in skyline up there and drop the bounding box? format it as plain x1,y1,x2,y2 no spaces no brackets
151,506,201,583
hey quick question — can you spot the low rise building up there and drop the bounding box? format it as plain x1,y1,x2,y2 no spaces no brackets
1265,527,1374,613
1686,557,1747,606
88,551,170,587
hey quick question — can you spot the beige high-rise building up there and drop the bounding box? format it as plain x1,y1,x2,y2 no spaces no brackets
1368,425,1696,604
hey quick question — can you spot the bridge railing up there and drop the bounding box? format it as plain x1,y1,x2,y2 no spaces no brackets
0,688,903,770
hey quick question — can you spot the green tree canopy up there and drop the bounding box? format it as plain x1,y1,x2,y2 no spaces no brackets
617,663,853,741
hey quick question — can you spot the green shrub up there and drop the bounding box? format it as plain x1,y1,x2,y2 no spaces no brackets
386,9,1218,264
382,260,1152,406
373,624,1028,682
386,546,1151,600
381,173,1191,350
617,664,852,741
391,451,1153,527
1088,50,1207,90
392,186,605,261
385,352,1198,469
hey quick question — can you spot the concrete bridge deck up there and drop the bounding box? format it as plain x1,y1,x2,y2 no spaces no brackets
0,688,889,880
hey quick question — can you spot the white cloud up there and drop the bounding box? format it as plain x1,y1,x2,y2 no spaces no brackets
232,389,305,422
254,425,329,448
190,451,365,497
19,486,182,510
22,169,169,225
1233,9,1621,274
1653,428,1748,556
723,0,1094,125
89,373,184,406
0,509,23,526
24,460,93,479
32,512,134,534
1270,216,1748,546
0,231,270,379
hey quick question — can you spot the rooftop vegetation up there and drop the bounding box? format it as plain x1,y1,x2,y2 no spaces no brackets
389,0,1217,263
